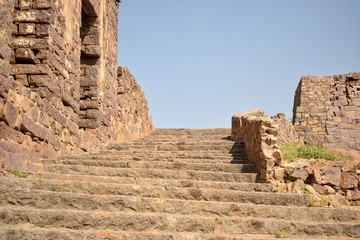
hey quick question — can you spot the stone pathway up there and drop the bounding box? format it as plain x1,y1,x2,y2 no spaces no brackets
0,128,359,239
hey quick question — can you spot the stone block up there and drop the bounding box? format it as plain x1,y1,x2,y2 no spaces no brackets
13,9,54,24
4,101,19,128
85,45,101,57
340,172,358,189
33,0,54,9
322,167,341,187
11,37,48,50
80,100,98,110
36,24,50,37
79,118,99,129
15,48,36,63
11,64,51,75
289,168,308,181
28,75,49,87
15,75,29,86
0,122,27,144
19,0,32,10
41,99,67,127
21,112,48,141
19,23,36,35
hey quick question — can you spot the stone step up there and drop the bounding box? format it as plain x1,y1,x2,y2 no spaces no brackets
42,164,259,183
56,155,248,164
0,179,308,206
93,151,246,160
0,207,358,238
107,144,244,153
41,159,255,173
28,174,272,192
1,186,357,222
1,226,350,240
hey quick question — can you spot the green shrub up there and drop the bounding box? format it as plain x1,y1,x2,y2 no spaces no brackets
281,142,343,162
14,171,27,178
275,230,289,238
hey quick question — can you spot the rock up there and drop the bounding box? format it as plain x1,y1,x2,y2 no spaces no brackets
292,179,305,194
292,159,309,169
310,169,322,184
312,184,326,194
4,101,19,128
273,167,285,180
323,185,336,194
304,185,316,195
340,172,358,189
353,189,360,201
321,167,341,186
286,182,294,192
334,161,355,172
289,168,308,181
282,163,295,175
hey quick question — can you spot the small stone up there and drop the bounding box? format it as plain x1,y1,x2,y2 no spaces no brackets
292,179,305,194
312,184,326,194
289,168,308,181
323,185,336,194
292,159,309,169
304,185,316,195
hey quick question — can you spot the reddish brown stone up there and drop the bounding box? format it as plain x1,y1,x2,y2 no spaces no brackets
340,172,358,189
21,112,48,141
19,23,36,35
322,167,341,186
15,48,36,63
0,122,27,144
4,101,19,128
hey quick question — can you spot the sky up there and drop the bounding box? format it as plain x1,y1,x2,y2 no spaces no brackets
117,0,360,129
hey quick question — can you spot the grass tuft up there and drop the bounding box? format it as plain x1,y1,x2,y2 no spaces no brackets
275,230,289,238
280,142,344,162
14,170,27,178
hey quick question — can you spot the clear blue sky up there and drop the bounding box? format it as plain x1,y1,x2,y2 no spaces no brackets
117,0,360,129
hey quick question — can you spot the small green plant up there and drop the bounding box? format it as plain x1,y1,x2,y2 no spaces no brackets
275,230,289,238
301,188,312,195
280,142,344,162
14,171,26,178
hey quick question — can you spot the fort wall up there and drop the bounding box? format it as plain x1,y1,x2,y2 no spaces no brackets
0,0,153,173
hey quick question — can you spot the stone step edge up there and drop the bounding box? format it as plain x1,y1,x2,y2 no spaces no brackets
26,174,270,190
2,205,357,228
4,177,290,198
1,186,358,223
42,164,259,177
0,226,354,240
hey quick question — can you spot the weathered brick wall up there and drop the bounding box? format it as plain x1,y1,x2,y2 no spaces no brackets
293,72,360,150
0,0,153,173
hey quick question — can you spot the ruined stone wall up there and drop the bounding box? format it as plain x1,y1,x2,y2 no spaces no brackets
293,73,360,151
115,67,154,141
231,108,282,182
0,0,153,173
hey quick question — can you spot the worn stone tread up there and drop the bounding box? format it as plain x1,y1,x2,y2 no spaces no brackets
27,174,272,191
0,207,359,238
42,164,259,183
41,159,255,173
0,186,358,222
0,179,309,206
0,226,356,240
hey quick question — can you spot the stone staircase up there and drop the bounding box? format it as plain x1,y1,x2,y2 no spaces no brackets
0,128,359,240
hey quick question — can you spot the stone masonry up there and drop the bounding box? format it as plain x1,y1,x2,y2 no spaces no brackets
0,0,153,174
293,72,360,151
